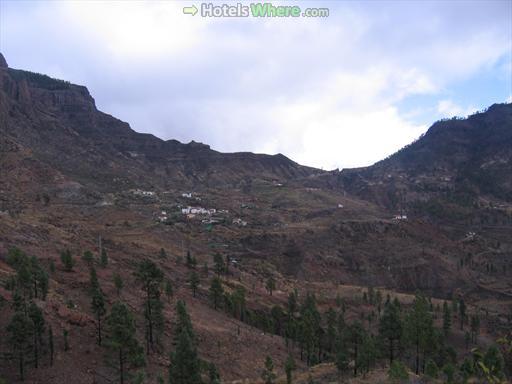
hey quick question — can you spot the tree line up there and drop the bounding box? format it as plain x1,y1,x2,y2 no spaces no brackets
3,246,508,383
3,247,221,384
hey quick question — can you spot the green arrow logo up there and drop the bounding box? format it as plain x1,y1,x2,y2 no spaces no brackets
183,5,198,16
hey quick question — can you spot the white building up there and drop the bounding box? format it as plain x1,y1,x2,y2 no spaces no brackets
133,189,155,197
233,218,248,227
181,206,216,216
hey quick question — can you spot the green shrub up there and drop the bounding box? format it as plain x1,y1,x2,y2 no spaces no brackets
425,359,439,379
442,363,455,384
388,360,409,383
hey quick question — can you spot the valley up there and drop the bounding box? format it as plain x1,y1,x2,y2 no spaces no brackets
0,53,511,383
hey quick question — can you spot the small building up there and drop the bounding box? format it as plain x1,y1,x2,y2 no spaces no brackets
182,206,216,216
133,189,155,197
233,218,248,227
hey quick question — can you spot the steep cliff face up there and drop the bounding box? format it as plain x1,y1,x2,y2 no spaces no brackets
0,57,318,196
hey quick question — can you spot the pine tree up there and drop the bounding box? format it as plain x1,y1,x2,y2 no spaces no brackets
174,300,194,341
60,249,74,271
105,302,145,384
225,254,230,276
460,358,474,382
232,286,246,321
63,329,69,351
335,293,343,308
442,301,451,336
285,354,296,384
208,362,221,384
464,331,471,350
114,273,124,297
189,271,200,298
482,345,504,381
89,266,100,294
376,290,383,316
186,251,197,269
82,250,94,265
169,331,202,384
48,326,54,366
358,333,377,375
143,296,164,352
213,253,224,276
368,286,375,305
350,322,365,377
100,248,108,268
425,359,439,379
134,260,164,350
388,360,409,383
442,362,455,383
379,301,402,365
268,305,282,335
261,356,276,384
169,301,202,384
28,302,45,368
165,279,173,303
470,315,480,343
266,276,276,296
335,330,349,380
459,298,466,330
209,277,224,310
405,293,433,375
451,298,457,315
7,312,33,380
30,257,49,300
326,307,337,354
300,293,321,366
288,291,298,314
91,287,106,345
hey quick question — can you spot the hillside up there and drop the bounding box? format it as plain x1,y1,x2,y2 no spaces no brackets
0,54,511,383
333,103,512,208
0,53,317,199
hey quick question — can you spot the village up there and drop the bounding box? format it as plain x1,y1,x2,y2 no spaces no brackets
152,191,248,227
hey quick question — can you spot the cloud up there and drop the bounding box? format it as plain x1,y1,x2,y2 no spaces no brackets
1,0,510,169
437,100,478,119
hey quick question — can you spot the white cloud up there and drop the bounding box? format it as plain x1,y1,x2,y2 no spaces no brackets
60,2,209,60
1,0,510,169
437,100,478,119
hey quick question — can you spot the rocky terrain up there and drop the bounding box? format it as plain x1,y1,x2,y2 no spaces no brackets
0,53,511,383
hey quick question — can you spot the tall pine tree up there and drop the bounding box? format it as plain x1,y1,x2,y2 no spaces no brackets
105,302,144,384
169,301,202,384
379,301,402,365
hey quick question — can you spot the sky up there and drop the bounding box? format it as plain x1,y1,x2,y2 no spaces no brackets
0,0,511,170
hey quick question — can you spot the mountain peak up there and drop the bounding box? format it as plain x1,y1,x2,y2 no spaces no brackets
0,53,8,68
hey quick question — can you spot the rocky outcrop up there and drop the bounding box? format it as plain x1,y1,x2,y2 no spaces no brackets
0,52,7,68
0,55,319,193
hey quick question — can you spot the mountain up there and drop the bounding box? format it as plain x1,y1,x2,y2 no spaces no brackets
0,54,317,202
1,54,511,384
333,103,512,209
